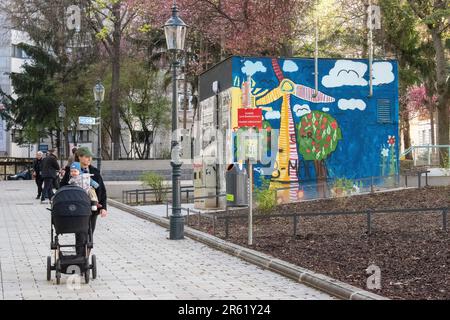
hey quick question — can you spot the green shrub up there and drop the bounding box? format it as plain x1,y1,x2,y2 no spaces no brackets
255,177,277,214
140,172,166,203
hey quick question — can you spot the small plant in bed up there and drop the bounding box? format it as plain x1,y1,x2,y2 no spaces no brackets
255,177,277,214
140,172,166,203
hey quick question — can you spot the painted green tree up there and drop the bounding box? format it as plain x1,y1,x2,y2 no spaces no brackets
297,111,342,161
297,111,342,196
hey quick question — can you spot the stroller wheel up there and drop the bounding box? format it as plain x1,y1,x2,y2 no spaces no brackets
55,260,61,285
84,268,90,284
91,255,97,279
46,256,52,281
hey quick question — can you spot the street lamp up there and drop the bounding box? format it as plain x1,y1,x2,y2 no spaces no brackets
164,0,187,240
58,102,66,167
93,80,105,172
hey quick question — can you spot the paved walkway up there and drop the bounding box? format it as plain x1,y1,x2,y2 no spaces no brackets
0,181,333,300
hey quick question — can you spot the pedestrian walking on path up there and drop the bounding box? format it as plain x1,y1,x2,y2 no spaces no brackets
32,151,44,199
40,149,60,203
60,147,108,256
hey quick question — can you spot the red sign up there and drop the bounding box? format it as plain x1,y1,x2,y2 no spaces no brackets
238,108,263,129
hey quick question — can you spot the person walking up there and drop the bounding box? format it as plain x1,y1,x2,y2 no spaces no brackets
60,147,107,256
32,151,44,199
40,149,60,204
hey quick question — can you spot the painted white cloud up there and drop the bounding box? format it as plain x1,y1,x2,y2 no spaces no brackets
265,110,281,120
242,61,267,77
322,107,330,112
293,104,311,118
372,62,395,85
283,60,299,73
322,60,368,88
338,99,366,111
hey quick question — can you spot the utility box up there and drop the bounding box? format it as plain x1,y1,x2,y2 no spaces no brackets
193,157,220,209
226,164,248,207
196,56,399,206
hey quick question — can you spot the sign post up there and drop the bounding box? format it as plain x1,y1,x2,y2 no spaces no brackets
247,158,253,245
237,108,262,246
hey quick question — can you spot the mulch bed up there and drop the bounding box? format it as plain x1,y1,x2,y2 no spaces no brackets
187,186,450,300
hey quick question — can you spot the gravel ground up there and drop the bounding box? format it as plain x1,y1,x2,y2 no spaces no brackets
188,186,450,300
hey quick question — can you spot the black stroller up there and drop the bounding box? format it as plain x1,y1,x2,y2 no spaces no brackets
47,185,97,284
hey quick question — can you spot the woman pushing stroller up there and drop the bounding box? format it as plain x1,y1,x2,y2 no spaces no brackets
60,147,108,255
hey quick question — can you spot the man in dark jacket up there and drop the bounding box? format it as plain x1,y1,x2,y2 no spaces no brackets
32,151,44,199
60,147,107,256
40,149,60,203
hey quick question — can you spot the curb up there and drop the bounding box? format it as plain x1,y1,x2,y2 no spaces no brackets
109,199,388,300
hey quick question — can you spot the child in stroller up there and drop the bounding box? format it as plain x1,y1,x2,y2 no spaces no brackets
47,185,97,284
68,162,100,212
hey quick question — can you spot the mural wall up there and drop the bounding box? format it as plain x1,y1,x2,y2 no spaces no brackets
229,56,399,202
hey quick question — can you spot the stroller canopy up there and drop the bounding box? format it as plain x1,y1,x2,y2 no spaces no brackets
52,185,91,217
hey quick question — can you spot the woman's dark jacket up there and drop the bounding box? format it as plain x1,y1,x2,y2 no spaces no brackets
40,154,60,179
60,165,107,211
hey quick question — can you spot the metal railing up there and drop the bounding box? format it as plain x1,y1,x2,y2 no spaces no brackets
201,207,448,239
269,174,402,204
401,145,450,167
122,185,194,205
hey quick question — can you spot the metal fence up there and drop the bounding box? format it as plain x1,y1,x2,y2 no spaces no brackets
401,145,450,167
122,185,194,205
189,207,449,239
272,174,402,204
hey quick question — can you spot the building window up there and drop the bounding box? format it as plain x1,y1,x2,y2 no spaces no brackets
377,99,392,123
11,45,29,59
178,94,193,111
79,130,90,143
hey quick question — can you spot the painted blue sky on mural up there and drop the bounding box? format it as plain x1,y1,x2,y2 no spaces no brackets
231,56,399,182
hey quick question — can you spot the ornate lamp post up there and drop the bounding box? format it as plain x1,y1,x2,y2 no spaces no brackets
58,102,66,167
164,0,187,240
93,80,105,172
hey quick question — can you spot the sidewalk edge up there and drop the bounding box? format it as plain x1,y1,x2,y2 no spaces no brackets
109,199,388,300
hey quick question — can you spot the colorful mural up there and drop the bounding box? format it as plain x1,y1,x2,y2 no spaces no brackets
229,56,399,202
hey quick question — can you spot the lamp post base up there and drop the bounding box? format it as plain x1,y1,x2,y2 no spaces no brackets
169,214,184,240
169,160,184,240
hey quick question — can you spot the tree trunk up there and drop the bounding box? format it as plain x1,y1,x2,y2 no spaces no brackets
402,116,413,160
430,106,435,145
110,3,122,160
430,27,449,166
314,160,327,198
